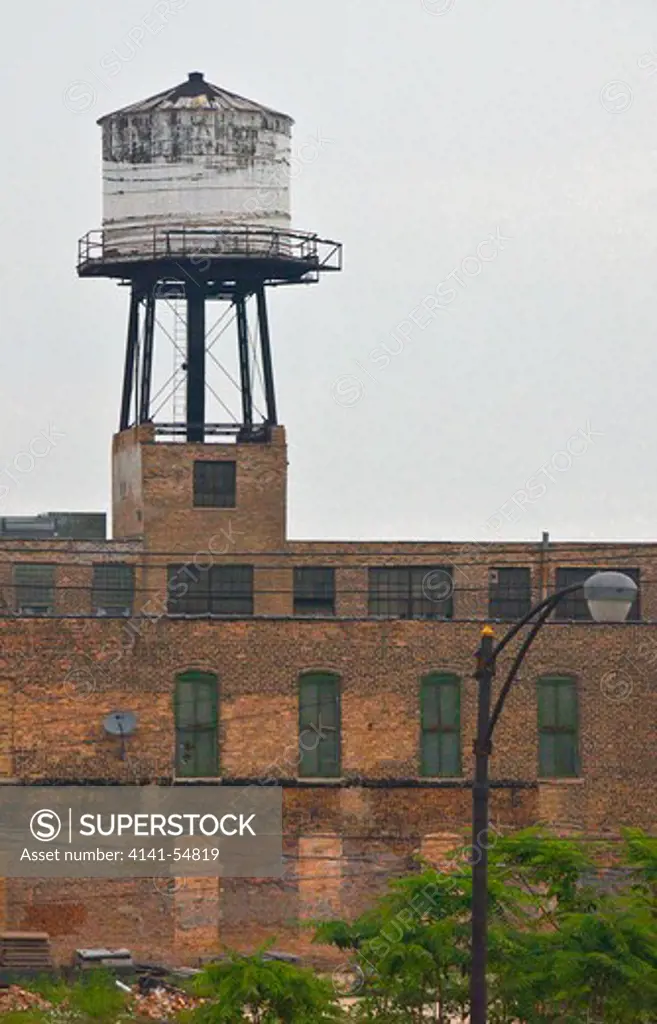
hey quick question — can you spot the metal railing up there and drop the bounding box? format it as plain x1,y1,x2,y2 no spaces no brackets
77,226,343,275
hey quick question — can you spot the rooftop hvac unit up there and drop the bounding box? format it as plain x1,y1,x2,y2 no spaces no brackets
0,517,55,537
51,513,106,539
0,513,106,540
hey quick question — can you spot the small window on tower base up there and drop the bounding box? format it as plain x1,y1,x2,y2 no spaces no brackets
193,461,236,508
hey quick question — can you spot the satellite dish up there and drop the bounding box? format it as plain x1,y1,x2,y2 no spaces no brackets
104,711,137,737
103,711,137,760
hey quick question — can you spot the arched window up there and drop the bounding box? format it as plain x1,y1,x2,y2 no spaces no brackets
174,670,219,778
537,676,579,778
298,672,341,778
420,672,462,777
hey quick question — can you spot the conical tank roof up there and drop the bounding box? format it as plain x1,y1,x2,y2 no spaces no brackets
97,71,293,124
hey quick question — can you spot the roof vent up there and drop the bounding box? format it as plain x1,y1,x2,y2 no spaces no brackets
188,71,204,83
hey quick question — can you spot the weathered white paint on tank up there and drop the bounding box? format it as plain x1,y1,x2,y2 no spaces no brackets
101,103,292,258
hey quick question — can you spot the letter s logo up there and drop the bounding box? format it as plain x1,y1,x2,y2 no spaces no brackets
30,809,62,842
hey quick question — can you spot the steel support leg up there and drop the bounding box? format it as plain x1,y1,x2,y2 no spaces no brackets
236,294,253,430
256,286,277,425
120,287,141,431
139,289,156,423
186,283,206,443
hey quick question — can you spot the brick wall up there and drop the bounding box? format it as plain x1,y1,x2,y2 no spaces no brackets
1,612,653,963
0,427,654,965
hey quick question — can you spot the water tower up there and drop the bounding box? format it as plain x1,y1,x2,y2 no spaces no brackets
78,72,342,444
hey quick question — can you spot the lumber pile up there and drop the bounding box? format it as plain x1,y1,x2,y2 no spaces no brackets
0,931,53,971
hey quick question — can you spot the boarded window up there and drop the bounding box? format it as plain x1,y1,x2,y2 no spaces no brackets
92,564,134,616
421,673,462,776
294,568,335,616
369,567,454,619
167,565,253,615
538,676,579,778
14,564,55,615
299,673,340,778
488,567,532,620
554,567,640,621
193,461,236,508
174,671,219,778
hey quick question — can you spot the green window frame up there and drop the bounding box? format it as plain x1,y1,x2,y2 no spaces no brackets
14,563,55,615
298,672,341,778
421,673,462,777
174,670,219,778
92,563,135,617
538,676,579,778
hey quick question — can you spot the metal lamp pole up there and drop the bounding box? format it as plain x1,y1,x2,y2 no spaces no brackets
470,625,494,1024
468,572,638,1024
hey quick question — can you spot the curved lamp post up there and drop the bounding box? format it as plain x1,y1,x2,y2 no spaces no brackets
469,570,638,1024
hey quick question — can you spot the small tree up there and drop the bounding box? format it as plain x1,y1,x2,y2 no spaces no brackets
190,949,344,1023
315,865,519,1021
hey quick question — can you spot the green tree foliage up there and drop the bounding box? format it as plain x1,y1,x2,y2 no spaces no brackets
314,829,657,1023
316,864,516,1022
189,949,344,1023
623,828,657,910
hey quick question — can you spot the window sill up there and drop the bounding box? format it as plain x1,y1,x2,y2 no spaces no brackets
537,777,584,785
296,777,344,785
173,777,223,784
294,610,336,618
421,776,464,782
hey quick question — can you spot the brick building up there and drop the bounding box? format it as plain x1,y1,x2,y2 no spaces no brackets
0,71,654,967
0,421,654,965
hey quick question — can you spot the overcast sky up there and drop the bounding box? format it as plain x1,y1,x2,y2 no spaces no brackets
1,0,656,542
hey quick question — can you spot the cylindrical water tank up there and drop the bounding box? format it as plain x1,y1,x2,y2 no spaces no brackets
98,72,293,259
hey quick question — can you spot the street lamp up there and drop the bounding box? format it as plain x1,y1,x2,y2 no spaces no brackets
469,570,638,1024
